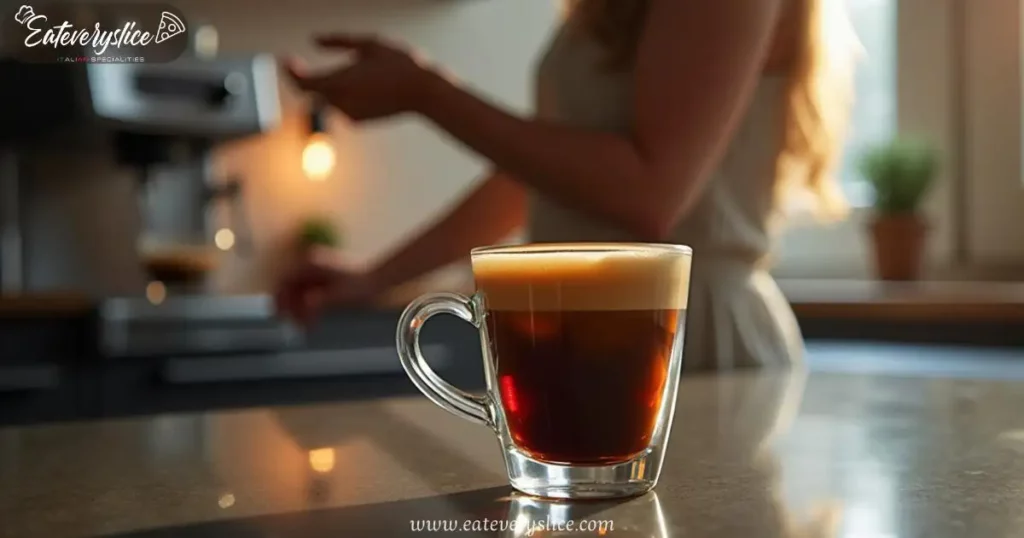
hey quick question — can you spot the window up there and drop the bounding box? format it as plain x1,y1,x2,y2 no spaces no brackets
773,0,952,278
839,0,897,206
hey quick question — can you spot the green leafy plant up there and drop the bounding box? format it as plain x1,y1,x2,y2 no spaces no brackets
298,216,341,249
858,138,939,214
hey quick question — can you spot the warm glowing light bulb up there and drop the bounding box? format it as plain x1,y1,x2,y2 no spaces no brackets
308,448,335,474
214,228,235,251
146,281,166,305
218,493,235,509
302,133,336,181
194,25,219,59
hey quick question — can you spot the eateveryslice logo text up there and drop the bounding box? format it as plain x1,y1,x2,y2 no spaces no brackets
13,4,187,55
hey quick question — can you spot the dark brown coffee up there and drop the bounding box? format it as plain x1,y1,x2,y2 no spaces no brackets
474,247,689,465
140,248,218,285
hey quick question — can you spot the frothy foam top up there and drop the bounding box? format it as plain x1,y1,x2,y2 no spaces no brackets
472,248,691,311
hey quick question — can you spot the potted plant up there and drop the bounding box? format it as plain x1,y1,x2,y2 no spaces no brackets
858,138,939,281
296,215,342,258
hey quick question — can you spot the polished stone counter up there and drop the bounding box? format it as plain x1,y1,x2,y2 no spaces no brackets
3,362,1024,537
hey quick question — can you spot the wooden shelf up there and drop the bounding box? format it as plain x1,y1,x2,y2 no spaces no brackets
779,279,1024,322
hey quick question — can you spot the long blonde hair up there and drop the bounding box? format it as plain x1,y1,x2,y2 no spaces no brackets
566,0,856,220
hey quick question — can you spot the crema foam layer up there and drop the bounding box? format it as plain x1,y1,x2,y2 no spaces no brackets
472,249,691,312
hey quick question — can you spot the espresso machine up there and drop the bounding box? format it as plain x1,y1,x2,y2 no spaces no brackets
97,58,268,290
0,27,302,359
92,52,305,359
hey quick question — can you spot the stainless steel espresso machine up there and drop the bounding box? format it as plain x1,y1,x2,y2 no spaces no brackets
93,54,301,359
0,34,301,359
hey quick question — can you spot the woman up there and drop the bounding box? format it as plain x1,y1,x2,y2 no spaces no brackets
276,0,857,370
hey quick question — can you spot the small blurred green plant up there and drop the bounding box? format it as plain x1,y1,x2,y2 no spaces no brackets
298,216,341,249
858,138,940,214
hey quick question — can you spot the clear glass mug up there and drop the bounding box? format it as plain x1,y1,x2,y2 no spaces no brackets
396,243,692,499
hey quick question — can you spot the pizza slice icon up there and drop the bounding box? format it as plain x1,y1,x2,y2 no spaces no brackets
155,11,186,44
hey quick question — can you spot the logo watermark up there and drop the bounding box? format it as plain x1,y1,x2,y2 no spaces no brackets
410,517,614,536
3,2,189,63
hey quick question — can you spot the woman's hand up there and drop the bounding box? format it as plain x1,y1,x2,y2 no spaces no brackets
275,251,383,325
283,34,440,123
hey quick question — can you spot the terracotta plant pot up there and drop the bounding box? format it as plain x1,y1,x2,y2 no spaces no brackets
869,213,928,281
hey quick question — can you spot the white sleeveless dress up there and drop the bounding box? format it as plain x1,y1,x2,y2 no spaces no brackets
528,16,803,372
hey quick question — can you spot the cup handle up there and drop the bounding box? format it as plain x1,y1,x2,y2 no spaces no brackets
396,292,495,428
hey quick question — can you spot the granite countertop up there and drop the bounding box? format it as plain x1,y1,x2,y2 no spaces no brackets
3,360,1024,537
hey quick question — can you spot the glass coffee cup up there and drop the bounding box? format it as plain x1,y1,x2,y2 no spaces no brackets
397,243,692,499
